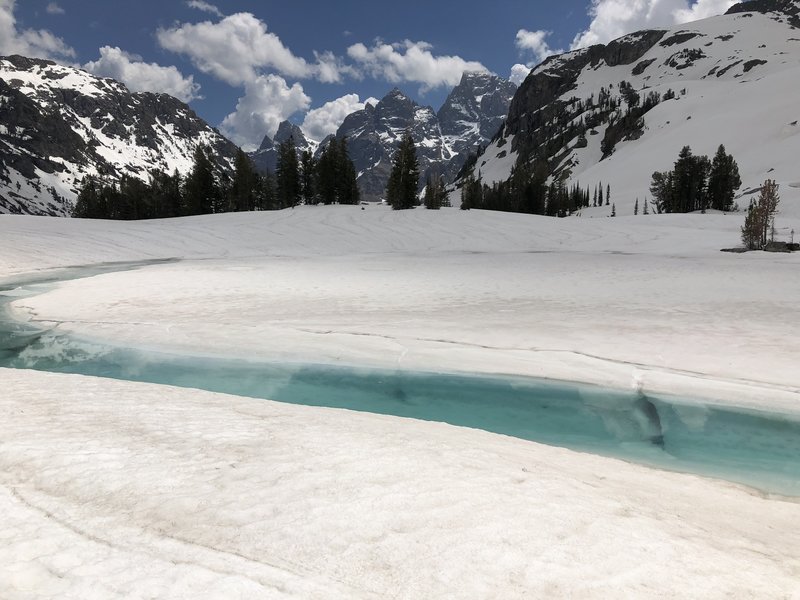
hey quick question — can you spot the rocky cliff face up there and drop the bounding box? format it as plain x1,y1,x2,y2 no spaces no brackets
438,71,517,172
334,75,515,203
0,55,238,216
332,88,448,202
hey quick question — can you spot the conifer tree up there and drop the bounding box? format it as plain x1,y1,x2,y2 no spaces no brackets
72,175,104,218
606,183,611,206
649,171,672,213
257,171,277,210
671,145,710,212
276,136,301,208
315,138,360,205
741,180,780,250
183,144,218,215
299,150,316,205
149,169,182,218
386,132,419,210
316,141,338,205
707,144,741,212
423,174,437,209
230,148,259,211
336,137,360,205
423,173,448,209
460,174,481,210
634,198,639,215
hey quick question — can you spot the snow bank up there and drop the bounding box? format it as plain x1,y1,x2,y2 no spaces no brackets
2,368,799,599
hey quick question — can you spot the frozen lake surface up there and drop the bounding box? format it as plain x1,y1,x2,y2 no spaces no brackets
4,270,799,497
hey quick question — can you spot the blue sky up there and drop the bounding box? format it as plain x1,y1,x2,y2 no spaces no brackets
3,0,737,148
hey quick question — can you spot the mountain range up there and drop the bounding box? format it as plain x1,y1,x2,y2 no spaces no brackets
249,72,516,203
0,55,238,217
1,0,798,216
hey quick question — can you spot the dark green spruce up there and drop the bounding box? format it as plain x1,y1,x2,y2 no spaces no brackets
386,132,420,210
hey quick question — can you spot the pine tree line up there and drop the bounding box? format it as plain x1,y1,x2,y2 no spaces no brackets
423,172,450,209
459,156,610,218
73,137,360,220
649,144,741,214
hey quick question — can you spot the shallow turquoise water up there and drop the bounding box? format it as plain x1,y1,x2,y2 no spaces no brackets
2,267,799,496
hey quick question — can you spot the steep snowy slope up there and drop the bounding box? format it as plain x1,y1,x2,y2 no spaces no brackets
470,0,800,217
0,56,238,217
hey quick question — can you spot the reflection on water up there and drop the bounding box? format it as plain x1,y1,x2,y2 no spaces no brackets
2,268,800,496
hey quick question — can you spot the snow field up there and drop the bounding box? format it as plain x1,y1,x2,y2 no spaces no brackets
1,205,799,598
3,206,799,411
2,369,799,599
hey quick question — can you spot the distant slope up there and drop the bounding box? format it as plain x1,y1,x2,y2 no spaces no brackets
468,1,800,216
0,55,238,217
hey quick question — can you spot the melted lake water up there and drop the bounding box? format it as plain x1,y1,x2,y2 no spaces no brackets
2,266,799,496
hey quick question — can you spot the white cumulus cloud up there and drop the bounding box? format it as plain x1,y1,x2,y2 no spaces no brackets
185,0,223,17
301,93,379,142
509,63,531,86
674,0,738,22
572,0,738,49
83,46,201,103
0,0,74,60
347,40,487,92
515,29,563,65
157,12,348,85
46,2,65,15
220,74,311,150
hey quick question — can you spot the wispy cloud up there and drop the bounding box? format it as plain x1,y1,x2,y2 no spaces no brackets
220,74,311,149
515,29,563,65
347,39,487,92
45,2,65,15
185,0,223,18
0,0,74,59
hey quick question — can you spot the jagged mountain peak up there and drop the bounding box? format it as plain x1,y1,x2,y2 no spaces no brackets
330,73,516,202
274,120,306,145
438,71,517,172
257,133,274,151
249,120,316,175
385,87,409,99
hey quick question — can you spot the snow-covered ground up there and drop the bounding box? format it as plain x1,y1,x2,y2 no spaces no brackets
1,205,799,597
